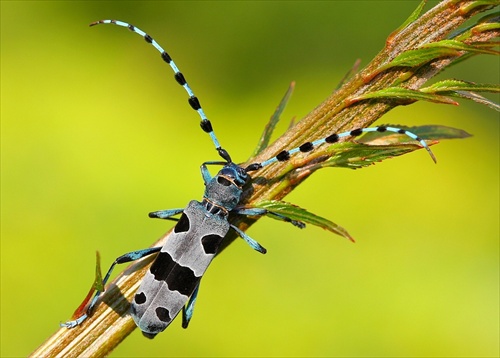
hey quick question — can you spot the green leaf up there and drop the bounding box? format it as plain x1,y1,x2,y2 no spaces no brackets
421,79,500,94
421,80,500,110
312,142,429,170
393,0,427,34
377,38,498,74
335,58,361,90
251,82,295,157
252,200,354,242
459,0,500,15
452,91,500,111
422,39,499,55
359,124,472,141
349,87,459,105
380,47,460,70
453,13,500,42
310,125,471,170
93,251,104,292
472,19,500,33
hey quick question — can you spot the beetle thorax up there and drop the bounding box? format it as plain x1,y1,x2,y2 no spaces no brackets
203,163,248,211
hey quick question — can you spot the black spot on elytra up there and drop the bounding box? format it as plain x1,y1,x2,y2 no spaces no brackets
150,252,176,281
174,213,190,233
167,264,200,296
134,292,147,304
149,252,200,296
201,234,224,254
155,306,171,322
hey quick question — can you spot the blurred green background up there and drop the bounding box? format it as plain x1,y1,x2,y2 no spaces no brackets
1,1,498,357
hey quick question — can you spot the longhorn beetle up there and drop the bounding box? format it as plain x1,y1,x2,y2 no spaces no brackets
62,20,436,338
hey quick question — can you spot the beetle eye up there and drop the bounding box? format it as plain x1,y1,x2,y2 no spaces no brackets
217,176,232,186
